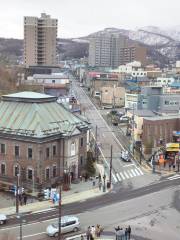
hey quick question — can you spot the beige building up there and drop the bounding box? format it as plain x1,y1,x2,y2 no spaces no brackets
24,13,57,67
101,86,125,107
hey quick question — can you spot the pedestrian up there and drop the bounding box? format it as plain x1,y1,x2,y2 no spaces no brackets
169,163,171,171
99,181,102,191
86,226,91,240
125,228,128,240
115,226,120,240
127,225,131,239
23,194,27,205
19,194,23,206
92,178,96,187
90,226,95,240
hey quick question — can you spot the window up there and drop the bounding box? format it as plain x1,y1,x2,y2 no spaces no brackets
27,168,33,180
15,146,19,157
53,145,56,156
70,142,76,156
46,148,50,158
80,138,83,147
45,168,50,180
28,148,33,159
1,163,6,175
0,144,5,154
80,156,83,165
52,79,55,83
53,165,57,177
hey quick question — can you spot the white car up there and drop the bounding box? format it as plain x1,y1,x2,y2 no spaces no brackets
0,214,7,225
120,151,131,162
46,216,80,237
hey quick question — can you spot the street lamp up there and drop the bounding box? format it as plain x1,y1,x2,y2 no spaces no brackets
103,174,106,192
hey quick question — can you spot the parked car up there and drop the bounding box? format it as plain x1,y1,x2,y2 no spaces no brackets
46,216,80,237
120,150,131,162
0,214,7,225
119,116,129,123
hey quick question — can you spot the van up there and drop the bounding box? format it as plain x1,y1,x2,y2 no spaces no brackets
46,216,80,237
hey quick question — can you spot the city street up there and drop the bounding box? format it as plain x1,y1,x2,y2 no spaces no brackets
1,177,180,239
71,76,155,187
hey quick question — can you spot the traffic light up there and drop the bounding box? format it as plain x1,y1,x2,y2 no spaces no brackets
43,189,50,200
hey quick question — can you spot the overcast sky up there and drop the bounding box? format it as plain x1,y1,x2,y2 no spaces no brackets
0,0,179,39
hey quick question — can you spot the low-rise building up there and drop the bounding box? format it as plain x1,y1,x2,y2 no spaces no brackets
0,92,89,190
101,86,125,107
142,114,180,153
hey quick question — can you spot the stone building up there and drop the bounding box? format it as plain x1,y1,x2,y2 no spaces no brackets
0,92,89,190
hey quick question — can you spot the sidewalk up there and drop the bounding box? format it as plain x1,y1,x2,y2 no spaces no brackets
0,164,110,216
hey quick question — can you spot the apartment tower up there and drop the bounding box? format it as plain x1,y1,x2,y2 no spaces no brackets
24,13,57,67
88,33,129,68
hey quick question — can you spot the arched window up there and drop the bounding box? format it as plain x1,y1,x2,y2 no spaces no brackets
45,167,50,180
0,163,6,175
52,165,57,178
70,142,76,156
27,167,33,180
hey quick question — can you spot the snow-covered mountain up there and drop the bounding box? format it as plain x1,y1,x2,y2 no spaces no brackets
85,26,180,62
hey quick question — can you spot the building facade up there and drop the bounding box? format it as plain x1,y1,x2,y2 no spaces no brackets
24,13,57,67
142,115,180,153
88,33,128,68
0,92,89,190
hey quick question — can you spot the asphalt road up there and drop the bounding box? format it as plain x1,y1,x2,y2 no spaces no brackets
1,176,180,240
71,77,147,186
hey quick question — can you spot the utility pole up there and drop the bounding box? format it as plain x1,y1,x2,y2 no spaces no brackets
16,174,20,214
95,125,98,162
132,103,135,155
58,184,62,240
109,145,113,188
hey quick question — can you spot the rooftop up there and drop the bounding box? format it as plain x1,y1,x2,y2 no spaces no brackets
144,114,180,121
2,91,57,103
128,109,156,117
0,91,89,140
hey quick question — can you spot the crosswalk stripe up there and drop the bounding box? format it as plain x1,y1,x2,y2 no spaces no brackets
116,173,121,181
120,172,125,180
127,170,133,178
168,175,180,180
134,169,141,176
130,169,137,177
137,167,144,175
112,172,118,183
123,171,130,179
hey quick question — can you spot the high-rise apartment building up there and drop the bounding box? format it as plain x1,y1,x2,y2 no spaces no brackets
88,33,129,68
24,13,57,67
88,33,147,68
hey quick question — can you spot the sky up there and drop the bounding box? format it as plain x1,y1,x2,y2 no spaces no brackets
0,0,180,39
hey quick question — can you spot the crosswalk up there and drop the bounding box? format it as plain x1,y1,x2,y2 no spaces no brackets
114,167,144,183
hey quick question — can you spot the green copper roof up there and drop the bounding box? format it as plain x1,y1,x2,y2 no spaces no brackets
0,92,88,139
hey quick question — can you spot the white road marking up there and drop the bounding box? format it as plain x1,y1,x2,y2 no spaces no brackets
123,171,130,179
116,173,121,181
134,169,141,176
33,208,53,214
120,172,125,180
17,232,46,239
127,170,133,178
168,175,180,180
123,163,135,168
137,167,144,175
131,169,137,177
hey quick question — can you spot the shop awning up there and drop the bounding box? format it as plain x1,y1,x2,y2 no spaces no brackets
166,143,180,152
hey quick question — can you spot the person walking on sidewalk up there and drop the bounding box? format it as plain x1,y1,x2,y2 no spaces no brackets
98,181,102,191
124,228,128,240
127,225,131,239
86,226,91,240
23,194,27,205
